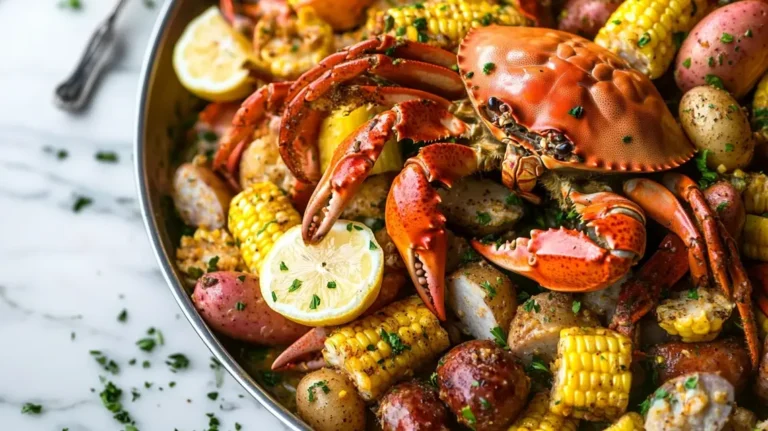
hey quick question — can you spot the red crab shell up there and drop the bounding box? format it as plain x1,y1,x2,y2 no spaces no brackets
457,26,694,173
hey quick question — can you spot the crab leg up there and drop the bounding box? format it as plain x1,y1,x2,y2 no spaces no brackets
387,143,479,320
610,233,689,338
303,99,468,243
473,189,646,293
213,82,292,187
623,178,711,288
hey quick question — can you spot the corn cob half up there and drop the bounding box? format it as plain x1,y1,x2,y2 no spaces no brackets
656,287,733,342
594,0,708,79
743,215,768,261
604,412,645,431
228,181,301,275
367,0,529,50
176,228,245,282
754,72,768,140
508,392,580,431
742,173,768,215
323,296,450,401
549,327,633,421
757,305,768,340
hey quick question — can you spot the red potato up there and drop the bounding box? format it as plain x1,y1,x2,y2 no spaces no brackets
674,0,768,99
192,271,308,345
704,182,745,239
378,381,450,431
557,0,621,39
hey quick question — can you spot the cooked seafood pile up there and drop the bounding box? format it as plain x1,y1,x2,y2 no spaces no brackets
169,0,768,429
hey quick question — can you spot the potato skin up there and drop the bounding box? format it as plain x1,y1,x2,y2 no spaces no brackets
679,86,754,171
296,369,367,431
192,272,308,345
378,381,450,431
557,0,620,39
647,338,751,391
704,182,745,239
674,0,768,99
173,162,233,229
437,340,530,431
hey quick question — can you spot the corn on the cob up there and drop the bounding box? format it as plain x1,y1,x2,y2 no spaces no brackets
367,0,529,50
252,7,334,79
743,214,768,261
508,392,580,431
604,412,645,431
741,173,768,215
176,228,245,282
656,288,733,342
323,296,450,401
754,73,768,140
757,306,768,340
594,0,708,79
549,327,633,422
228,181,301,275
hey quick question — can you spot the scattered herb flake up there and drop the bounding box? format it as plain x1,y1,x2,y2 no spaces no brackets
166,353,190,372
309,294,321,310
384,15,395,32
611,19,621,24
58,0,82,10
271,291,277,302
235,301,246,311
476,211,492,225
480,281,497,299
288,279,302,292
187,267,204,279
117,309,128,322
136,337,156,352
705,74,725,90
279,261,288,271
490,326,508,349
482,62,495,75
73,196,93,212
572,300,581,314
720,32,734,43
380,328,410,355
684,375,698,389
206,256,220,273
523,298,541,313
207,392,219,401
505,193,522,206
465,71,475,79
21,403,42,414
687,288,699,299
568,105,584,119
622,135,633,144
725,143,734,152
237,275,246,282
95,151,119,163
369,241,378,250
327,281,337,289
637,32,651,47
695,150,718,188
307,380,330,402
682,57,692,68
460,406,477,425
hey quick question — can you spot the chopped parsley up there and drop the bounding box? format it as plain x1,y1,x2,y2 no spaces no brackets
72,196,93,212
90,350,120,375
429,372,439,387
207,392,219,401
684,375,698,389
309,294,321,310
396,26,407,36
637,32,651,47
369,241,378,250
571,300,581,314
720,32,734,43
288,279,302,292
206,256,219,273
490,326,508,349
708,56,715,67
279,261,289,271
745,29,753,38
95,151,119,163
117,309,128,322
479,397,491,410
307,380,330,402
235,301,246,311
461,248,481,264
716,201,729,212
705,74,725,90
271,291,277,302
622,135,633,144
482,62,495,75
505,193,522,206
327,281,337,289
568,105,584,119
58,0,82,10
384,15,395,32
695,150,718,188
476,211,492,225
687,288,699,299
480,281,497,299
725,143,734,152
166,353,190,372
465,71,475,79
673,32,687,48
187,267,204,279
136,337,156,352
256,220,277,236
21,403,42,414
412,17,427,31
346,222,363,231
682,57,692,68
611,19,622,25
258,371,281,387
237,275,246,282
527,356,551,374
380,329,410,355
460,406,477,425
523,298,540,313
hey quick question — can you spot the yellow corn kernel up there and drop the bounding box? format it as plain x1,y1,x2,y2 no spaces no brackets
595,0,708,79
743,214,768,261
367,0,529,50
176,228,244,282
228,181,301,275
508,392,580,431
742,173,768,215
323,297,450,401
604,412,645,431
754,72,768,140
656,288,733,342
549,327,633,422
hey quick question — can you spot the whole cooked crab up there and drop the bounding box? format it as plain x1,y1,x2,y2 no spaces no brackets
215,26,759,367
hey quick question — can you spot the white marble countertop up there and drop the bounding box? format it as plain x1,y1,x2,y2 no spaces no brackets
1,1,286,430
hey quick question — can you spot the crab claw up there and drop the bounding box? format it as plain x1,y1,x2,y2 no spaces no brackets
271,327,329,372
386,143,479,320
473,189,646,292
303,99,467,243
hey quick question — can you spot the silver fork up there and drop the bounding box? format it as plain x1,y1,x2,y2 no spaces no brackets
54,0,129,112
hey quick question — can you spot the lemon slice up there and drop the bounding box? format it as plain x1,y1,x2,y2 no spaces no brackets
260,221,384,326
173,6,255,102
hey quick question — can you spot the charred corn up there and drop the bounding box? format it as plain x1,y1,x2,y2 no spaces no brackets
368,0,528,49
228,181,301,274
656,288,733,342
741,173,768,215
743,215,768,261
604,412,645,431
323,296,450,401
754,73,768,139
176,228,245,282
252,7,334,79
594,0,708,79
508,392,580,431
549,327,633,422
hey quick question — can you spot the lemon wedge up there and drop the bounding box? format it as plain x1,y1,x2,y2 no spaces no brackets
260,221,383,326
173,6,255,102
